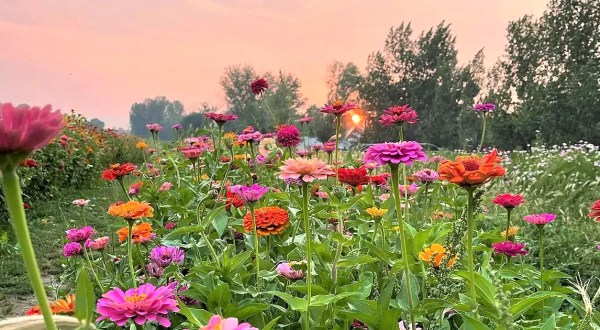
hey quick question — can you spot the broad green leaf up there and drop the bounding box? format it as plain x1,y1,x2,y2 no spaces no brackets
262,316,281,330
211,207,229,237
264,291,308,312
207,283,232,310
74,267,95,326
540,313,557,330
176,296,201,326
510,291,565,318
460,314,491,330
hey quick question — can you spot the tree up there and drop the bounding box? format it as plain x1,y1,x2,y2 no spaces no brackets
181,103,218,132
88,118,105,129
129,96,184,140
326,62,363,102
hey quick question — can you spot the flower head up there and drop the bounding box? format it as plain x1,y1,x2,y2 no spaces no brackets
158,182,173,192
437,149,505,187
116,222,155,244
171,123,183,130
413,169,439,183
473,103,496,113
201,314,258,330
0,103,65,155
85,236,110,251
311,144,322,152
149,246,185,267
229,184,269,203
72,199,91,207
101,163,137,181
418,243,458,269
363,142,427,167
366,207,387,218
588,199,600,221
27,295,76,316
279,157,334,183
491,241,527,257
108,201,154,220
338,167,370,187
320,100,355,116
243,206,289,235
145,123,163,133
323,141,336,153
181,146,207,160
500,226,519,239
276,124,301,147
399,320,422,330
63,242,83,257
205,112,238,125
523,213,556,226
298,116,313,124
128,181,143,195
276,261,305,280
493,193,525,209
238,131,263,144
66,226,95,242
399,183,419,197
96,283,179,327
250,78,269,95
379,105,418,127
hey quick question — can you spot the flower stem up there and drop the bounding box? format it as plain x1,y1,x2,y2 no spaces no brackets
334,116,341,180
216,126,223,162
1,168,57,330
250,205,261,291
505,209,513,242
538,225,545,323
478,113,487,152
390,165,416,330
398,124,404,142
301,182,312,330
466,188,477,311
83,247,104,292
126,219,137,288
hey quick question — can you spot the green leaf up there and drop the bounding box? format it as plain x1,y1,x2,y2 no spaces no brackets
460,314,491,330
211,207,229,237
264,291,307,312
337,255,378,268
176,296,201,326
227,303,270,319
262,316,281,330
74,267,95,326
207,283,232,311
509,291,565,318
540,313,557,330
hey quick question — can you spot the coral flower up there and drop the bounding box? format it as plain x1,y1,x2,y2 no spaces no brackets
437,149,505,187
500,226,519,239
128,181,143,195
21,158,39,167
229,184,269,203
337,167,370,187
0,103,65,155
366,207,387,218
201,314,258,330
158,182,173,192
108,201,154,219
523,213,556,226
379,104,418,127
492,194,525,209
149,246,185,267
85,236,110,251
243,206,289,235
418,243,457,269
63,242,83,257
116,222,155,243
491,241,527,257
66,226,95,242
413,169,439,183
298,116,313,124
279,157,334,183
363,142,427,166
26,295,76,316
276,261,305,280
182,146,207,160
96,283,179,327
320,100,356,116
250,78,269,95
258,137,278,156
276,124,301,147
205,112,238,125
588,199,600,221
101,163,137,181
225,188,245,210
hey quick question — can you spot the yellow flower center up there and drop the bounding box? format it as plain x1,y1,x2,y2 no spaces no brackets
125,293,147,303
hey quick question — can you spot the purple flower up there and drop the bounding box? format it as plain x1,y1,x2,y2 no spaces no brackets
363,142,427,167
399,183,419,197
66,226,94,242
473,103,496,113
523,213,556,226
323,141,336,153
149,246,185,267
229,183,269,203
276,261,305,280
491,241,528,257
171,123,183,130
413,169,439,183
238,131,263,143
63,242,83,257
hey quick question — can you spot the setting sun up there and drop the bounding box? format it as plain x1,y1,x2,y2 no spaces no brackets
351,114,361,124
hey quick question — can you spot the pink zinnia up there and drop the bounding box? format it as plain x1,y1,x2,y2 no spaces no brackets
158,182,173,192
363,142,427,166
63,242,83,257
182,147,206,160
311,144,323,152
322,141,336,153
491,241,527,257
413,169,439,183
146,123,163,133
493,194,525,209
201,314,258,330
296,150,311,158
72,199,91,207
229,184,269,203
276,124,301,147
238,131,263,143
149,246,185,267
96,283,179,327
320,100,355,116
523,213,556,225
298,116,313,124
279,157,334,183
250,78,269,95
379,105,418,127
399,183,419,197
85,236,110,251
0,103,64,154
205,113,238,125
66,226,95,242
276,261,305,280
473,103,496,113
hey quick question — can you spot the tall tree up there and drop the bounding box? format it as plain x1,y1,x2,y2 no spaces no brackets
129,96,184,140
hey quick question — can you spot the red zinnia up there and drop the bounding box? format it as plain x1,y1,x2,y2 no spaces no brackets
338,167,370,187
250,78,269,95
589,199,600,221
204,112,238,125
243,206,289,235
101,163,137,181
492,194,525,209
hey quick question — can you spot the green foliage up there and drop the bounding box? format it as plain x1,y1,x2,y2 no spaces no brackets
129,96,184,140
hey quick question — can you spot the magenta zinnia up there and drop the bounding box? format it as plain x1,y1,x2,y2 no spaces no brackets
204,112,238,125
491,241,527,257
473,103,496,113
379,105,418,127
201,314,258,330
523,213,556,225
492,194,525,209
0,103,65,154
320,100,355,116
229,184,269,203
96,283,179,327
276,124,301,147
363,142,427,166
149,246,185,267
66,226,95,243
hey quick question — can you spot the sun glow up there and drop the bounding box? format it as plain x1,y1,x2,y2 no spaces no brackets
351,114,361,124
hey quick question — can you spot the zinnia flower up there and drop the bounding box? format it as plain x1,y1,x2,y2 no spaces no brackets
473,103,496,113
63,242,83,257
225,188,245,210
323,141,336,153
588,199,600,221
26,295,76,316
85,236,110,251
238,131,263,144
96,283,179,327
182,147,206,160
135,141,148,149
149,246,185,267
250,78,269,95
116,222,155,243
379,105,418,127
320,100,355,116
491,241,527,257
399,320,422,330
146,123,163,132
363,142,427,167
200,314,258,330
413,169,439,183
366,207,387,218
205,112,238,125
21,158,38,167
101,163,137,181
492,194,525,209
158,182,173,192
523,213,556,226
399,183,419,197
437,149,505,187
108,201,154,220
338,167,370,187
418,243,458,269
243,206,289,235
229,184,269,203
276,124,301,147
0,103,65,156
171,123,183,130
66,226,95,242
72,199,90,207
279,157,334,183
258,137,278,156
276,261,305,280
311,144,322,152
128,181,142,195
298,116,313,124
500,226,519,238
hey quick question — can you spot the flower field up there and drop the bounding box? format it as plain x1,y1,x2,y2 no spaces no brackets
2,101,600,330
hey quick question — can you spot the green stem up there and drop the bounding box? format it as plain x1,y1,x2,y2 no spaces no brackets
216,125,223,162
478,113,487,152
200,230,221,268
334,116,341,180
250,205,261,290
466,189,477,311
301,182,312,330
117,179,131,201
398,124,404,142
83,247,104,292
538,226,545,323
127,219,137,288
1,168,57,330
390,165,416,330
505,209,513,242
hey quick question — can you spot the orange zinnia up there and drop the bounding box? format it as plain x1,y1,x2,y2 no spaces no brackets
26,294,75,316
108,200,153,219
418,244,458,269
243,206,289,236
437,149,505,187
117,222,155,243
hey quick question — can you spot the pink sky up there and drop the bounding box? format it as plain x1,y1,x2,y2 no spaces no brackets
0,0,549,128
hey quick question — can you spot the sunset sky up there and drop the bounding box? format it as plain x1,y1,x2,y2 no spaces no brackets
0,0,549,128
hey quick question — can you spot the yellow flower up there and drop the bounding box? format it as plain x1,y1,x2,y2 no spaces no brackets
366,207,387,218
136,141,148,150
500,226,519,238
419,243,458,269
201,174,209,180
234,153,250,160
223,132,241,148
